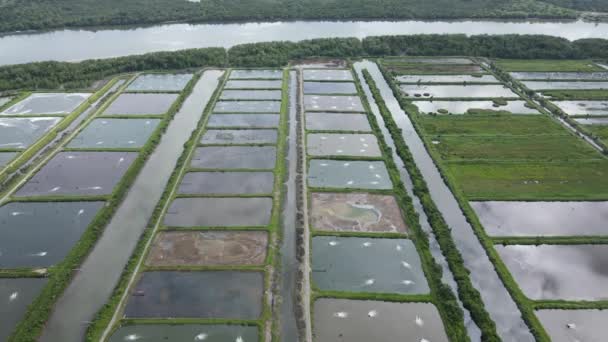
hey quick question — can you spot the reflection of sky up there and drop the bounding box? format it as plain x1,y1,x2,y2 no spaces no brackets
2,20,608,65
413,100,538,114
400,84,516,98
555,100,608,115
537,309,608,342
523,81,608,90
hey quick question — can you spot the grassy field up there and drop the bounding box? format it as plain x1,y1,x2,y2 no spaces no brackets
419,115,566,136
584,125,608,142
541,89,608,100
495,59,604,72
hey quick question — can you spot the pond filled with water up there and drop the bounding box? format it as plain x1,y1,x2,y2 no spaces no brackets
0,97,12,107
496,244,608,300
125,271,263,319
1,93,90,116
0,201,104,268
304,95,365,112
0,278,48,341
471,201,608,237
524,81,608,90
224,80,282,89
146,231,268,267
575,118,608,125
126,73,193,92
178,171,274,195
307,133,381,157
68,118,160,149
214,100,281,113
0,152,17,167
0,117,60,149
536,309,608,342
313,299,448,342
412,100,539,114
312,237,428,294
510,72,608,81
191,146,276,169
164,197,272,227
396,74,499,83
207,114,279,128
201,129,277,144
108,324,259,342
230,69,282,79
305,112,371,131
308,160,392,189
303,81,357,94
15,151,137,197
303,69,353,81
102,93,178,116
400,84,517,98
553,100,608,115
219,90,282,100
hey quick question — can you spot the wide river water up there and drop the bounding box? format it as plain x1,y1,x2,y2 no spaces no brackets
1,20,608,65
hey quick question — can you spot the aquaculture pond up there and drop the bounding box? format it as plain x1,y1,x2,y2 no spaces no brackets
0,117,60,149
308,160,392,190
0,152,17,167
177,171,274,195
0,96,12,107
102,93,178,116
575,118,608,125
553,100,608,116
312,237,428,294
230,69,282,79
0,278,48,342
0,201,104,268
213,100,281,113
206,114,279,128
496,244,608,300
219,90,282,100
146,231,268,267
14,151,137,197
536,309,608,342
310,192,408,234
523,81,608,90
306,133,381,157
1,93,90,116
510,72,608,81
471,201,608,236
305,113,371,131
412,100,539,115
191,146,276,169
304,95,365,112
395,57,474,64
399,84,517,98
67,118,160,149
126,73,193,92
164,197,272,227
201,129,277,144
313,299,448,342
303,81,357,94
303,69,353,81
124,271,263,319
396,74,499,83
224,80,282,89
108,324,259,342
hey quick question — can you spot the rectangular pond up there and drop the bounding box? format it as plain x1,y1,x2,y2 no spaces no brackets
304,95,365,112
303,69,353,81
305,112,371,131
575,118,608,125
146,231,268,267
219,90,282,100
312,237,428,294
412,100,539,115
0,278,48,342
523,81,608,90
393,57,474,64
496,244,608,301
102,93,178,116
126,73,193,92
206,114,279,128
213,101,281,113
471,201,608,237
191,146,276,169
396,74,499,83
124,271,263,319
68,118,160,149
164,197,272,227
224,80,282,89
0,96,12,108
0,201,104,268
1,93,90,116
553,100,608,116
0,117,60,149
308,160,392,190
15,151,137,197
178,171,274,195
109,324,259,342
230,69,282,79
303,82,357,94
510,72,608,81
307,133,381,157
201,129,277,144
0,152,17,167
399,84,517,98
313,299,448,342
536,309,608,342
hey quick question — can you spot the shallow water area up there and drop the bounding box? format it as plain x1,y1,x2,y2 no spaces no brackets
523,81,608,90
496,244,608,300
68,118,160,149
146,231,268,266
312,237,428,294
303,81,357,94
191,146,276,169
536,309,608,342
124,271,263,319
1,93,90,116
0,152,17,167
400,84,517,98
304,95,364,112
0,201,104,268
219,90,282,100
108,324,259,342
308,160,392,189
303,69,353,81
102,93,178,116
178,171,274,194
0,278,48,342
307,133,380,157
230,69,282,79
206,114,279,128
313,299,448,342
15,151,137,197
0,117,60,149
224,80,282,89
397,57,474,64
201,129,277,144
553,100,608,115
164,197,272,227
214,100,281,113
396,74,499,83
575,117,608,125
126,73,193,92
305,112,371,131
510,72,608,81
412,100,539,114
0,97,12,108
472,201,608,236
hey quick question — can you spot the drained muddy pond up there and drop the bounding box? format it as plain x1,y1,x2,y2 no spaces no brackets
0,278,48,342
510,72,608,81
308,160,392,189
304,95,365,112
124,271,263,319
307,133,381,157
523,81,608,90
67,118,160,149
201,129,277,144
108,324,259,342
178,171,274,195
214,100,281,113
313,299,448,342
303,81,357,94
412,100,539,114
0,201,104,268
164,197,272,227
306,112,371,131
396,74,499,83
0,117,60,149
224,80,282,89
312,237,428,294
191,146,276,169
1,93,90,116
126,73,193,92
400,84,517,98
471,201,608,236
220,90,282,100
230,69,282,79
102,93,178,116
206,114,279,128
536,309,608,342
496,244,608,300
303,69,353,81
553,100,608,116
0,152,17,166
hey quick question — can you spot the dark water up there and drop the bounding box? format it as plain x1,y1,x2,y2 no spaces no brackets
109,324,259,342
303,69,353,81
178,171,274,195
220,90,282,100
305,112,371,131
308,159,392,189
304,95,364,112
126,73,193,92
214,100,281,113
536,309,608,342
1,93,91,116
164,197,273,227
306,133,381,157
191,146,276,169
67,118,160,149
225,80,283,89
0,117,60,149
230,69,282,79
510,72,608,81
207,114,280,128
201,129,278,144
102,93,178,116
303,81,357,94
400,84,517,98
0,278,48,341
